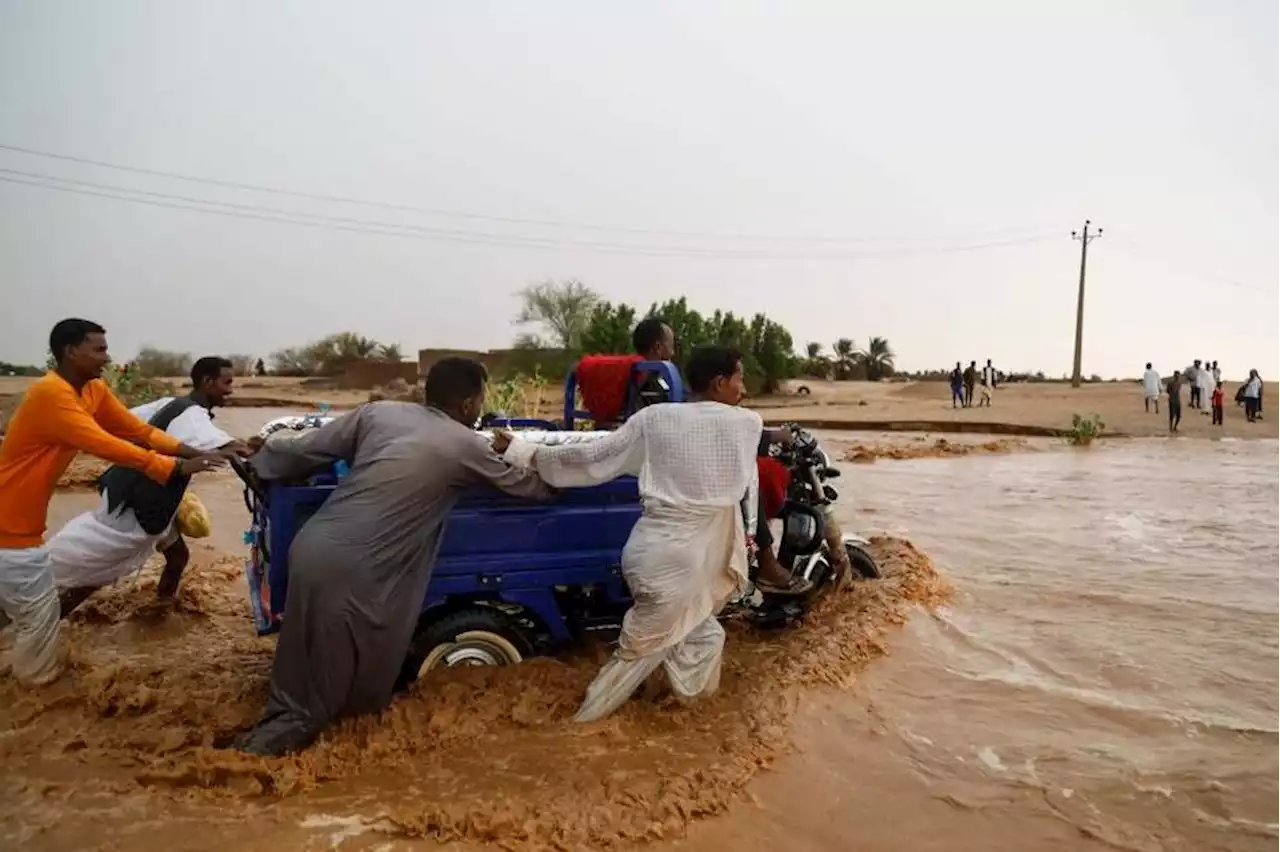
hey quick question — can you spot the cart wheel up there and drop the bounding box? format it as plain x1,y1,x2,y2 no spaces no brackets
398,608,531,687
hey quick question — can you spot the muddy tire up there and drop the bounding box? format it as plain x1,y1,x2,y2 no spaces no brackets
846,543,880,579
397,608,531,688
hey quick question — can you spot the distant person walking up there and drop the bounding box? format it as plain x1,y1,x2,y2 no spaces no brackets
1242,370,1262,422
1197,358,1214,414
1142,363,1161,413
1166,373,1183,434
1211,360,1221,386
978,359,997,407
1211,382,1225,426
1187,360,1204,409
963,361,977,408
949,362,965,409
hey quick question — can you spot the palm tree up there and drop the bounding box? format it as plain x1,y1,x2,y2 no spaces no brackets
378,342,404,362
832,337,856,380
856,337,895,381
803,341,831,379
330,332,381,361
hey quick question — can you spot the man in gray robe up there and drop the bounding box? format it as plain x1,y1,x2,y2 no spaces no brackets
234,358,552,756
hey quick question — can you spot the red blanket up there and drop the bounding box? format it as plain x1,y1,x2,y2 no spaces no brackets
576,355,644,425
757,456,791,520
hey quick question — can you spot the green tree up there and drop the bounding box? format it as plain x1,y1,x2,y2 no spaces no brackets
308,332,382,375
269,345,321,377
576,295,800,393
856,336,895,381
832,337,856,379
746,313,797,393
514,279,600,350
646,297,710,364
133,346,193,378
580,301,638,354
802,342,832,379
378,342,405,362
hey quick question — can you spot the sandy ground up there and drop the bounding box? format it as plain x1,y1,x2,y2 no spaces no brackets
763,378,1279,440
3,375,1275,440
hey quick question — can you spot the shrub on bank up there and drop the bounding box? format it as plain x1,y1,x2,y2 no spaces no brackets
1066,413,1105,446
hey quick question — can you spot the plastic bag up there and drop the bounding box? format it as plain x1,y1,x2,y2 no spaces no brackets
175,492,211,538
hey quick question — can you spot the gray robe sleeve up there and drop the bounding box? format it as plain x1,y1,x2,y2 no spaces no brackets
252,408,363,480
458,435,555,500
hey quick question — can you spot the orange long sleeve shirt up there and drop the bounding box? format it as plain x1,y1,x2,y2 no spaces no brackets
0,373,183,548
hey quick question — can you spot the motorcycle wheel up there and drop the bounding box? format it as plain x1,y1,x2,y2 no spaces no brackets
808,542,881,587
846,543,881,579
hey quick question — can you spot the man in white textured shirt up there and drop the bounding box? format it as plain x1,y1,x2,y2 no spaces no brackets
495,346,761,722
49,357,247,615
1142,363,1161,414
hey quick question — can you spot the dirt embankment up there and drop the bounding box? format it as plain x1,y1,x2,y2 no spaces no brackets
842,437,1032,463
0,538,947,852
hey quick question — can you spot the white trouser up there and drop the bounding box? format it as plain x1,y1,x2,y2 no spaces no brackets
574,615,725,722
0,546,63,685
48,495,175,590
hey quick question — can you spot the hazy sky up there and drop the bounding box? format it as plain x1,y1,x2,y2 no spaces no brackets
1,0,1275,377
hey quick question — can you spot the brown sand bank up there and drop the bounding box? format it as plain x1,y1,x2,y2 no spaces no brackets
841,436,1031,463
764,379,1278,440
0,538,946,852
3,375,1275,440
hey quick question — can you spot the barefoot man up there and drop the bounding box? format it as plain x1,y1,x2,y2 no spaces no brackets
49,356,247,616
235,358,552,756
495,346,762,722
0,320,223,685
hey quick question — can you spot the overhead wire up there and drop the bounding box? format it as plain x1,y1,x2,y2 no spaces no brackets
0,141,1059,246
0,169,1061,260
1109,238,1268,294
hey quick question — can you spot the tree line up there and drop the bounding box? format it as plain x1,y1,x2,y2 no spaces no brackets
513,279,895,393
8,334,407,380
800,338,896,382
268,333,404,377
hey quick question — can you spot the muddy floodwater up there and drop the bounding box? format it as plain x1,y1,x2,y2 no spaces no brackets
2,425,1277,852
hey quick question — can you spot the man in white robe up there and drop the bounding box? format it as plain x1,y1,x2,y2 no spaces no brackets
1142,363,1161,414
495,346,762,722
48,357,244,613
1197,358,1215,413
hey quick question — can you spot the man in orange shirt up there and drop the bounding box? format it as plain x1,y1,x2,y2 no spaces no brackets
0,319,223,686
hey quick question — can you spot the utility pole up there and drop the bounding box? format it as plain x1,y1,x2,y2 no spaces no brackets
1070,220,1102,388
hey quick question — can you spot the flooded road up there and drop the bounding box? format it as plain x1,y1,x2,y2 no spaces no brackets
779,436,1279,852
3,420,1277,851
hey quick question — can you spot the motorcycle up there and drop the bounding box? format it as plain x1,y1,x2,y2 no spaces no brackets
729,423,879,628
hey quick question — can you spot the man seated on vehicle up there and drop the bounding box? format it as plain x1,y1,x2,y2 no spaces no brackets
49,356,248,617
627,318,820,596
631,317,678,411
493,346,764,722
233,358,553,757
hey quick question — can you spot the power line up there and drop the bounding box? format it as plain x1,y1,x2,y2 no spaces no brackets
0,140,1058,246
0,171,1061,260
1110,238,1266,293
